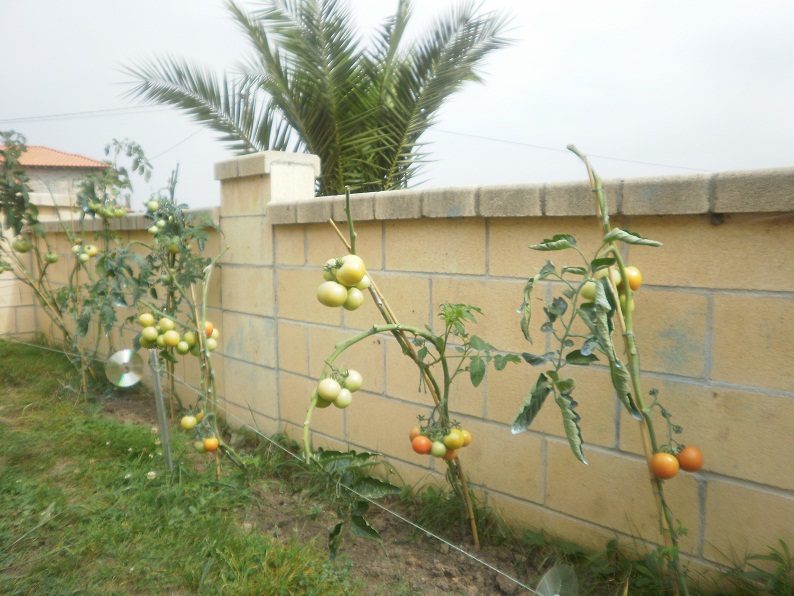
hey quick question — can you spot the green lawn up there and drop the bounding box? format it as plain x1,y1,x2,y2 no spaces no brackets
0,340,356,595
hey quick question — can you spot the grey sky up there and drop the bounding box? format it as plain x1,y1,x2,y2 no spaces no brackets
3,0,793,209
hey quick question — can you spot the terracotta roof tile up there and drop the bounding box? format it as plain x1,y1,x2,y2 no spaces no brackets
13,146,106,169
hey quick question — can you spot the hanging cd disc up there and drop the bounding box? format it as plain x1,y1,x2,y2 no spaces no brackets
105,349,145,387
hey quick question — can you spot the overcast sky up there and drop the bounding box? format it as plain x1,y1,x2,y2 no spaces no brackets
3,0,793,209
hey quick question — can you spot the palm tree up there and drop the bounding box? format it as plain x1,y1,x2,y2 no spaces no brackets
125,0,511,196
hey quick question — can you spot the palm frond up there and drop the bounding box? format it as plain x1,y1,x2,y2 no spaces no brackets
123,56,289,154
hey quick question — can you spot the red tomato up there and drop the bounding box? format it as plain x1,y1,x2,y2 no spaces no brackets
411,435,432,455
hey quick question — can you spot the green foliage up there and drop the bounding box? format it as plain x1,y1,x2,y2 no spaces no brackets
0,340,355,595
730,540,793,594
0,131,37,238
309,449,400,559
125,0,511,195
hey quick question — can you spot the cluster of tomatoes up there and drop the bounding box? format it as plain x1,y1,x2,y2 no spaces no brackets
136,312,219,355
580,265,643,313
314,369,363,409
650,446,704,480
410,425,472,462
316,254,370,311
88,201,127,220
70,238,100,263
3,236,59,269
179,411,219,453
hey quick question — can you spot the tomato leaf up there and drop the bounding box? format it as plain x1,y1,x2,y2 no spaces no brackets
530,234,577,251
562,266,587,276
565,350,598,365
512,373,552,434
348,477,401,500
468,355,486,387
493,353,521,370
520,277,535,343
328,522,344,560
609,359,642,419
603,228,662,247
521,351,557,366
555,392,587,464
590,257,616,272
350,515,382,542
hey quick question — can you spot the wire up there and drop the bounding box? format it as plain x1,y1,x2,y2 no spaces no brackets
149,129,204,161
3,105,712,174
0,106,169,124
433,128,714,173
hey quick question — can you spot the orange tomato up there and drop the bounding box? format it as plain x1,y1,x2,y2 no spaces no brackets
650,452,679,479
676,446,704,472
203,320,214,337
411,435,432,455
203,437,220,452
624,266,643,291
408,425,422,441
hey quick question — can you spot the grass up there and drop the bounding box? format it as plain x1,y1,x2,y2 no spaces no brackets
0,341,356,595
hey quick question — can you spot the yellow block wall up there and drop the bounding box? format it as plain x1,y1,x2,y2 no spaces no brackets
16,157,794,579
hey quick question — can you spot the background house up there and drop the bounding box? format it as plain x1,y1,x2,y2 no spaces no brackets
19,146,106,221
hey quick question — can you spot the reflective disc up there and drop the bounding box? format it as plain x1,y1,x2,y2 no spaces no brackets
105,349,144,387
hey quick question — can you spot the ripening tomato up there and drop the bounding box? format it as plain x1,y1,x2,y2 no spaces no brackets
335,254,366,287
596,267,621,286
162,330,181,348
650,452,679,479
460,430,472,447
138,313,155,327
180,415,197,430
443,429,465,450
203,437,220,452
442,449,458,462
624,266,643,291
408,426,422,441
676,446,704,472
411,435,432,455
159,317,176,332
203,320,214,337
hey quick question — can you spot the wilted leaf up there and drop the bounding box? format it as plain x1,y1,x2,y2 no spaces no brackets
603,228,662,247
530,234,577,251
512,373,552,434
565,350,598,365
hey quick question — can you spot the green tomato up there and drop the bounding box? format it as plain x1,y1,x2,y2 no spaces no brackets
343,287,364,311
430,441,447,458
317,281,348,307
342,370,363,392
317,378,341,401
44,252,59,264
176,341,190,355
147,200,160,212
579,281,596,301
205,337,218,351
158,318,175,332
333,388,353,409
12,238,31,253
182,331,197,347
335,254,366,287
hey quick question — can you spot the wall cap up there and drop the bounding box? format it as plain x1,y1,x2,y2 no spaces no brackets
266,166,794,223
214,151,321,180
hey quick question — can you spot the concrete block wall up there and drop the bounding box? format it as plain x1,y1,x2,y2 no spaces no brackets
11,153,794,580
